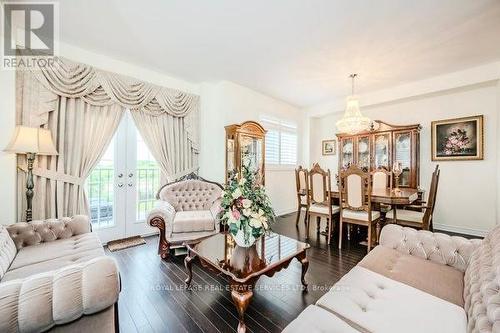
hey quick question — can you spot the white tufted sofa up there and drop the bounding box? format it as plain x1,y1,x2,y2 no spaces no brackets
0,216,120,333
283,223,496,333
147,175,223,258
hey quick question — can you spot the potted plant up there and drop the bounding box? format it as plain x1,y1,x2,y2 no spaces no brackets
219,164,275,247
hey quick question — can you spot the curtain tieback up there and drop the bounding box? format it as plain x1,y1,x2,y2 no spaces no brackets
18,165,84,185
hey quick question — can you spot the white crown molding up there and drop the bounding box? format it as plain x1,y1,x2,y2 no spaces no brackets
306,61,500,118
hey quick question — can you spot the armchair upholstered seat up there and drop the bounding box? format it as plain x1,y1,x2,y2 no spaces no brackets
147,174,223,258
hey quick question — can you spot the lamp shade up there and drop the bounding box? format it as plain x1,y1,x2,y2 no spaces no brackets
4,126,58,155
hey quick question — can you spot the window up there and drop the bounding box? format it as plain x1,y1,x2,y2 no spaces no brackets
261,117,298,166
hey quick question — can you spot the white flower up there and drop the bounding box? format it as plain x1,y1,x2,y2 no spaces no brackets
239,178,247,186
250,209,269,230
243,208,252,217
232,188,242,199
249,218,262,228
242,199,252,208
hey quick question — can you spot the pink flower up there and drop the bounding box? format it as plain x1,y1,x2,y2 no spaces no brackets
232,209,241,220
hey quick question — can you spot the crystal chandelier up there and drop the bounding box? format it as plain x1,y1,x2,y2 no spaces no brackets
336,74,371,134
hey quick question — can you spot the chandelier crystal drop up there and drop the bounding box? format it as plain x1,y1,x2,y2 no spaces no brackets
336,74,371,135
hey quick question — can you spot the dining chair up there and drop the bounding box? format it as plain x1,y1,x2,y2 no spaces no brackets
371,167,393,213
307,163,339,245
371,167,393,190
339,165,381,252
295,166,310,226
387,165,440,231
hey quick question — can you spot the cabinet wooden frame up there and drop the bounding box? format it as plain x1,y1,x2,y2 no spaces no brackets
337,120,421,189
225,121,267,185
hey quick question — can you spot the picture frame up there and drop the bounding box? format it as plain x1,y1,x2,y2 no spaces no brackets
431,115,484,161
322,139,337,156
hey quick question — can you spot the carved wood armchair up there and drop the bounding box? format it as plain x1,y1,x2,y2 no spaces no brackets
387,165,440,231
307,163,340,245
147,173,223,258
339,165,381,252
295,166,310,226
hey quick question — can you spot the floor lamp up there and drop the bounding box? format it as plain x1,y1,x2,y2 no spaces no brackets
4,126,58,222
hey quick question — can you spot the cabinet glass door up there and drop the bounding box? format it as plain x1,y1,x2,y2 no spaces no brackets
374,133,390,169
240,135,263,181
357,136,370,171
341,138,354,169
394,132,411,187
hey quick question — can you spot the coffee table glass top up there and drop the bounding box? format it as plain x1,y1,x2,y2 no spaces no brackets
186,232,309,282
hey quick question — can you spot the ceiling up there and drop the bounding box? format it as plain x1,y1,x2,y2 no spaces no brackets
57,0,500,107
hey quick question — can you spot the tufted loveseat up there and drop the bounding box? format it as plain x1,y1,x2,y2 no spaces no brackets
0,215,120,333
283,223,497,333
147,174,223,258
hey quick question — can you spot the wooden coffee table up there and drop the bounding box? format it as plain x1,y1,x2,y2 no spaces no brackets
184,232,310,333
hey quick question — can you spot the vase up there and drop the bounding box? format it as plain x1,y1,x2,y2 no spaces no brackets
232,229,257,248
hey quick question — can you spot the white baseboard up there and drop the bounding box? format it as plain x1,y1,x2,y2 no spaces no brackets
433,223,488,237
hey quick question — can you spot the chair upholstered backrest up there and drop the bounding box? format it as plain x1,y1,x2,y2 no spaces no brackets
340,165,371,212
371,167,392,190
158,178,223,211
295,166,308,193
422,165,440,230
309,163,331,205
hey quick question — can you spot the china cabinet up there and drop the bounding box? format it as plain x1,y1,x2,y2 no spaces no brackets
337,120,421,188
225,121,267,185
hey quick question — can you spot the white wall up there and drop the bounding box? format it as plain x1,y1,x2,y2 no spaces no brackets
308,81,500,236
199,81,305,216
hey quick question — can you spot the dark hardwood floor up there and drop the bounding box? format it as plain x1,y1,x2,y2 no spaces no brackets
106,212,368,333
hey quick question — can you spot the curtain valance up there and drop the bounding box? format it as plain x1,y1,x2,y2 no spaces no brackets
26,56,199,117
19,56,200,151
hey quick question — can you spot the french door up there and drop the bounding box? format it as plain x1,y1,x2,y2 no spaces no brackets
86,111,161,243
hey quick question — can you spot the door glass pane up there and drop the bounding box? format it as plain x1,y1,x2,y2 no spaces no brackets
374,133,390,169
395,132,411,186
86,138,114,230
357,136,370,171
136,132,161,222
341,138,354,169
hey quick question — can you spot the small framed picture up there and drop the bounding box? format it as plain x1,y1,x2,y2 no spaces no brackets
431,115,484,161
322,139,337,156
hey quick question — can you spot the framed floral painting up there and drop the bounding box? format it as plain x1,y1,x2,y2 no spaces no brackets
322,139,336,156
431,115,483,161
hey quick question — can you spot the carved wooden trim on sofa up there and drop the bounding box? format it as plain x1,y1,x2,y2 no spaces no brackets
149,216,170,258
155,172,223,200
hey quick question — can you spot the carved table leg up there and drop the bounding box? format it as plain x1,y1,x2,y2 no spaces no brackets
297,252,309,288
231,285,253,333
184,252,195,286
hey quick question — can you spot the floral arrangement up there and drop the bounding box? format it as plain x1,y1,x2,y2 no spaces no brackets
219,164,275,247
443,128,470,155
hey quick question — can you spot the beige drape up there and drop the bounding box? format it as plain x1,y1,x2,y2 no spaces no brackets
17,95,124,220
15,56,199,220
131,110,198,182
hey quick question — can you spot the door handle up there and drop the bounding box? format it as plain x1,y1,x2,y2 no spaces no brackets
118,173,123,178
128,183,133,187
118,183,124,188
128,173,134,178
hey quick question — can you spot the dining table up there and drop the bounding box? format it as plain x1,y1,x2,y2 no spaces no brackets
329,187,420,205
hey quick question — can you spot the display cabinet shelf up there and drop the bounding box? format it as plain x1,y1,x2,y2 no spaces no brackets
337,120,421,188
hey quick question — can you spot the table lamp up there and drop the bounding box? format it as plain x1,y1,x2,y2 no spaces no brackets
4,126,58,222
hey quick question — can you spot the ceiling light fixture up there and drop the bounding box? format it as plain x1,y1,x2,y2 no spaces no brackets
336,74,371,134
